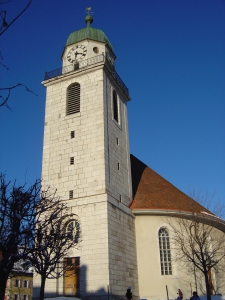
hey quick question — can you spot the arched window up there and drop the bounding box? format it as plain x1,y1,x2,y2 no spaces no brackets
113,90,119,123
67,83,80,115
66,220,80,243
159,227,172,275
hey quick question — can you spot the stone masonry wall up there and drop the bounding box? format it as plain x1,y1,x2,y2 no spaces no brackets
42,66,106,199
107,196,139,300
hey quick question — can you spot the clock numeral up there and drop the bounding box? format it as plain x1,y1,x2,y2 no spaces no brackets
67,44,87,63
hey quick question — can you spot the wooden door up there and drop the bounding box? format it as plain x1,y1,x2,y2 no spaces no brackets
64,257,80,296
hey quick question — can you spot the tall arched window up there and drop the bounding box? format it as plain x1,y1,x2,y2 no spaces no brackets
113,90,119,123
67,83,80,115
159,227,172,275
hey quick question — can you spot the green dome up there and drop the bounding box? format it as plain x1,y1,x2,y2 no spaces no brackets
65,13,114,53
66,26,114,53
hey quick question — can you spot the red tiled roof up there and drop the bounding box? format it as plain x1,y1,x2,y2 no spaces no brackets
130,154,210,214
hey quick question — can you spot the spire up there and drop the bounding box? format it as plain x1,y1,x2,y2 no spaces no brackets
85,7,93,27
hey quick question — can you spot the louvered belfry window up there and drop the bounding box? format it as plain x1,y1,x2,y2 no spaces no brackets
67,83,80,115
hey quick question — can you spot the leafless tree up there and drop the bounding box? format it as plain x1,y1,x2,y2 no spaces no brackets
168,212,225,300
0,173,41,300
29,190,80,300
0,174,78,300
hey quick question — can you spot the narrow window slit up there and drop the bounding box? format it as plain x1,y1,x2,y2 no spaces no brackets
71,131,75,138
69,190,73,199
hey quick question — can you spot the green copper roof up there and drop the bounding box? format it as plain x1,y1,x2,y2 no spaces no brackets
66,27,113,52
65,13,114,53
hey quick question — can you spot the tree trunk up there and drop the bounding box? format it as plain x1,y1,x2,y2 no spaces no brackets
39,275,46,300
204,271,211,300
0,276,7,300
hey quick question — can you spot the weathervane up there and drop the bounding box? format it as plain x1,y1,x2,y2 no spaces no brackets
86,7,93,15
85,7,94,26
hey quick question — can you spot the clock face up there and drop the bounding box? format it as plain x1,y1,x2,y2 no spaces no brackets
67,45,87,63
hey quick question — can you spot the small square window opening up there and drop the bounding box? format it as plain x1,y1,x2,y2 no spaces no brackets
70,157,74,165
71,131,75,138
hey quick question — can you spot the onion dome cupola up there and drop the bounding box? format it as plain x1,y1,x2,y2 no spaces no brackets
62,9,115,67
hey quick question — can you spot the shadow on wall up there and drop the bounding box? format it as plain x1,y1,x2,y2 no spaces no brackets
130,154,147,199
33,265,136,300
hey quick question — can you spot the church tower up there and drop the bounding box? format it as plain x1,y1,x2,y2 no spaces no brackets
33,10,139,300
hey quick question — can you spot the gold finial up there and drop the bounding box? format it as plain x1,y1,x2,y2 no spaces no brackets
85,7,93,27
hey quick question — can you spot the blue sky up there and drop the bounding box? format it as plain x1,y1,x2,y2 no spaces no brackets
0,0,224,206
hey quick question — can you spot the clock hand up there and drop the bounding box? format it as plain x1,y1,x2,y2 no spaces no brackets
75,51,83,56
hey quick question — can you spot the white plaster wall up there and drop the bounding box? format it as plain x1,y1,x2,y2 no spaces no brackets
134,214,225,300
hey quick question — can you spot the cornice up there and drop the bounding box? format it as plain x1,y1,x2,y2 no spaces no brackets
132,208,225,232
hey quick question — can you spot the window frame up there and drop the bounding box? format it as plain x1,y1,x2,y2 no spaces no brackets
158,227,172,275
23,280,29,288
15,279,20,287
66,219,80,243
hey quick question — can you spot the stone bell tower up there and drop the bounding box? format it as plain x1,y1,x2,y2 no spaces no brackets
33,9,139,300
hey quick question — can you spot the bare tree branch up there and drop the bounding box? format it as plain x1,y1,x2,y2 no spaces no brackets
0,1,11,5
0,51,8,69
0,1,36,109
0,0,32,36
0,174,42,300
188,189,225,219
0,175,79,300
0,83,38,109
29,188,80,300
